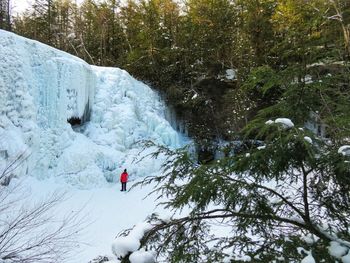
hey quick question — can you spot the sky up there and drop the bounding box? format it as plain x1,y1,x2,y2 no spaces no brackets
12,0,85,15
12,0,31,14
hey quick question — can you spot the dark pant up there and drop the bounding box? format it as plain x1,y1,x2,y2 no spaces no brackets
121,182,127,191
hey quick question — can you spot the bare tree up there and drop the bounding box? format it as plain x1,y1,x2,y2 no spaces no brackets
0,0,11,30
0,154,88,263
0,150,29,186
328,0,350,57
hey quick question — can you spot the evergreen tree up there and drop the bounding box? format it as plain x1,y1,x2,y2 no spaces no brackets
125,119,350,262
12,0,56,45
237,0,275,66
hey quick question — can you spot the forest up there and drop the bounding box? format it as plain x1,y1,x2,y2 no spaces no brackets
1,0,349,157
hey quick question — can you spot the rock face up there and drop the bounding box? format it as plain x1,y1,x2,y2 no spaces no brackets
0,30,188,188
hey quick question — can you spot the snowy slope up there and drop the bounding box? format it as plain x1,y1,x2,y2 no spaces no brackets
20,175,162,263
0,30,187,188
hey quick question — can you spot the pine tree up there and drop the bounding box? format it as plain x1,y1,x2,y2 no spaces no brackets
237,0,275,66
125,120,350,262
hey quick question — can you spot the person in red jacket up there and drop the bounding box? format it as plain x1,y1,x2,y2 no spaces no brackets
120,169,128,191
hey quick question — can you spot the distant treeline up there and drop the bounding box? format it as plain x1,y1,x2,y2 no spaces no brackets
7,0,350,152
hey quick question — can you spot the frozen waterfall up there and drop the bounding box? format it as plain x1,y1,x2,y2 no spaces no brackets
0,30,188,188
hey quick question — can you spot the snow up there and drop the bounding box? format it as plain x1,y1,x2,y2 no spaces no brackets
304,75,313,84
342,251,350,263
112,222,153,258
225,69,236,80
274,118,294,128
329,241,348,258
301,254,316,263
338,145,350,156
129,249,156,263
298,248,316,263
301,234,318,245
112,237,140,258
0,29,188,188
265,118,294,129
234,255,251,262
16,174,162,263
110,218,170,263
304,136,313,144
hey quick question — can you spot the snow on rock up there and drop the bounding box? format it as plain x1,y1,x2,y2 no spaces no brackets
329,241,348,258
274,118,294,129
0,30,187,187
338,146,350,156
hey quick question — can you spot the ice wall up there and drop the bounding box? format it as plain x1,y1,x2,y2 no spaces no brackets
0,30,187,188
0,31,95,127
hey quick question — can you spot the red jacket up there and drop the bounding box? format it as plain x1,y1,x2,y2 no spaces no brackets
120,172,128,183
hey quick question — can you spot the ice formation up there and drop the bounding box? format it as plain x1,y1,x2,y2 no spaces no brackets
0,30,187,188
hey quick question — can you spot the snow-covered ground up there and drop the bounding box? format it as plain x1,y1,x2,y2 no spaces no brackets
20,175,162,263
0,30,188,262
